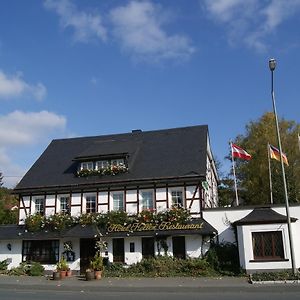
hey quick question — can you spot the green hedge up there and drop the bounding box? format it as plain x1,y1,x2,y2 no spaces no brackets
251,271,300,282
104,256,218,277
205,242,241,275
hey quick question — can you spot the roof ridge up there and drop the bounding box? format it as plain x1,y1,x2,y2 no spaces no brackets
52,124,208,142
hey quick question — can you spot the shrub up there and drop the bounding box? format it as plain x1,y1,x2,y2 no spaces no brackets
27,262,44,276
8,262,44,276
8,262,28,276
104,262,126,277
104,256,216,278
251,270,300,282
206,242,241,275
0,259,9,272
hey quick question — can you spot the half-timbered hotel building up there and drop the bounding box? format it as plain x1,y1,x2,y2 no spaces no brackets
7,125,219,273
1,124,300,274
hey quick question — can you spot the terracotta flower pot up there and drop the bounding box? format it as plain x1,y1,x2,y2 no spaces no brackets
66,269,72,277
60,270,67,279
94,270,102,280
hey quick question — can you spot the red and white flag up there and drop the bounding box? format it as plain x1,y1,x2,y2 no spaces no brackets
231,143,252,160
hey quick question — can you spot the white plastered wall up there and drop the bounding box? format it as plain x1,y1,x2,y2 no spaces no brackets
186,235,202,258
0,240,22,269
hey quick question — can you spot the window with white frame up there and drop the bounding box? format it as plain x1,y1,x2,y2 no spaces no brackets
112,192,124,211
35,198,45,215
171,189,184,207
22,240,59,264
80,161,93,171
60,196,70,214
96,160,109,170
141,191,154,210
86,195,96,213
111,158,125,166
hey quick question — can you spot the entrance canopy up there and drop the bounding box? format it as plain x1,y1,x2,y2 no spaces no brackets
0,218,217,240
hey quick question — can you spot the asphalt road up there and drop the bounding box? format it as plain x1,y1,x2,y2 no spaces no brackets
0,276,300,300
0,286,300,300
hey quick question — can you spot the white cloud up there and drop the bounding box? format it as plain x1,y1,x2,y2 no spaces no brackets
44,0,107,43
0,70,47,101
203,0,300,51
0,110,66,146
110,1,195,62
262,0,300,31
0,110,67,187
203,0,249,22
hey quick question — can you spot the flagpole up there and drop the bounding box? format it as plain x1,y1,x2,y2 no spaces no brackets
267,143,273,204
269,58,296,275
230,142,239,206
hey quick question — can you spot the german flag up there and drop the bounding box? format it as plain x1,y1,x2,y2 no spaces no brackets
269,144,289,166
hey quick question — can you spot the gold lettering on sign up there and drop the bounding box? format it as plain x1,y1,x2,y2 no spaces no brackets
107,222,204,233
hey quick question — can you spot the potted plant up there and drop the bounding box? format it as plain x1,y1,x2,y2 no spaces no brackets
90,252,103,280
66,267,72,277
85,268,94,281
56,257,69,279
52,269,61,280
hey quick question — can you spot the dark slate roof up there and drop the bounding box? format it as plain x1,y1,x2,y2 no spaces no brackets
234,207,298,226
64,224,100,238
0,224,102,240
15,125,209,192
0,225,62,240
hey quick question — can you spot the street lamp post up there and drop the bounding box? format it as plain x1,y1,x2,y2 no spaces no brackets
269,58,297,275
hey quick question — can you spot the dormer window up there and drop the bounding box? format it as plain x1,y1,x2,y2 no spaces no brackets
96,160,109,170
81,161,93,171
111,158,125,166
76,157,128,177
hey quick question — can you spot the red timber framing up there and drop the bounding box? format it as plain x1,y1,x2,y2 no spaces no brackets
107,188,110,211
153,184,157,211
166,184,169,209
80,191,83,214
20,182,205,218
96,189,99,212
187,183,201,210
29,194,32,215
54,192,58,214
136,186,140,214
124,186,127,212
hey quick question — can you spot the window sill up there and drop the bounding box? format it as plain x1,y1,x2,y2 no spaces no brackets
249,259,289,263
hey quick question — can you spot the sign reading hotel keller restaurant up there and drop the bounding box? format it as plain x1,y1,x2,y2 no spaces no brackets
107,221,204,233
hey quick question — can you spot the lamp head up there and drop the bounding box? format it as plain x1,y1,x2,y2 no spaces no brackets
269,58,276,71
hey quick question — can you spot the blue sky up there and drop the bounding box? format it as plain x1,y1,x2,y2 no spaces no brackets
0,0,300,187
